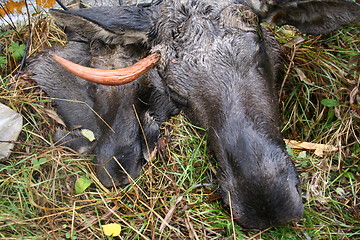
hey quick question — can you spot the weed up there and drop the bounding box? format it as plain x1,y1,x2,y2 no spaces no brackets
0,4,359,240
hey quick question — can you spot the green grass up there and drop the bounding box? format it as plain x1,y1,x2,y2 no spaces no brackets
0,9,360,240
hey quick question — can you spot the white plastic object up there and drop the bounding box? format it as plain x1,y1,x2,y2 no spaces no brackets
0,103,23,160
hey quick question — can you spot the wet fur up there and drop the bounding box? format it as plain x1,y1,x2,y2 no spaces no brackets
29,0,360,229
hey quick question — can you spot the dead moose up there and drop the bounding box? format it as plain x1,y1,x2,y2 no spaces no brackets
29,0,360,229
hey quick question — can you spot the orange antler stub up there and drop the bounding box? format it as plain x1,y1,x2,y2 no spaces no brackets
50,52,160,85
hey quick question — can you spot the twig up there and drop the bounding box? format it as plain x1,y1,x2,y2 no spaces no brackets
56,0,68,10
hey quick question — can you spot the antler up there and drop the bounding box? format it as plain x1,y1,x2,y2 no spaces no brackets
51,52,160,85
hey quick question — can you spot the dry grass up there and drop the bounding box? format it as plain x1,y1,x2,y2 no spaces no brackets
0,8,359,240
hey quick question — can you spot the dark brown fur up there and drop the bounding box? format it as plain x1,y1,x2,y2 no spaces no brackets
28,0,360,229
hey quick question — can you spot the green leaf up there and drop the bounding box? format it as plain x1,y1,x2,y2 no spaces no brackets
321,99,338,107
0,56,7,69
32,158,47,170
343,172,355,181
286,144,294,156
9,42,26,59
297,151,307,159
326,108,335,122
65,231,76,239
75,176,93,194
335,187,345,196
0,56,6,64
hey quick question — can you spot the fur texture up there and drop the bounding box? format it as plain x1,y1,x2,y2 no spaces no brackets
28,0,360,229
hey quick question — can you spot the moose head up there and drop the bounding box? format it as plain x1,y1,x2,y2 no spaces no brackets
29,0,360,229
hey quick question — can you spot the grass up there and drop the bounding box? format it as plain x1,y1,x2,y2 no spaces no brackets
1,6,360,240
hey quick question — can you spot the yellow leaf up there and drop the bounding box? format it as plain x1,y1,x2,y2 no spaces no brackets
0,0,26,17
102,223,121,237
281,28,296,37
36,0,56,8
81,129,95,142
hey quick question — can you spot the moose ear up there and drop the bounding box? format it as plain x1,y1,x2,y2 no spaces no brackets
249,0,360,35
50,6,154,44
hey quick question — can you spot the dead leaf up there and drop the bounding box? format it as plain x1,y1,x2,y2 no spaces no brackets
0,0,26,17
160,196,183,232
43,108,66,127
295,68,312,84
284,139,337,157
36,0,56,8
284,36,305,47
0,0,56,17
81,129,95,142
148,146,157,162
349,55,359,65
